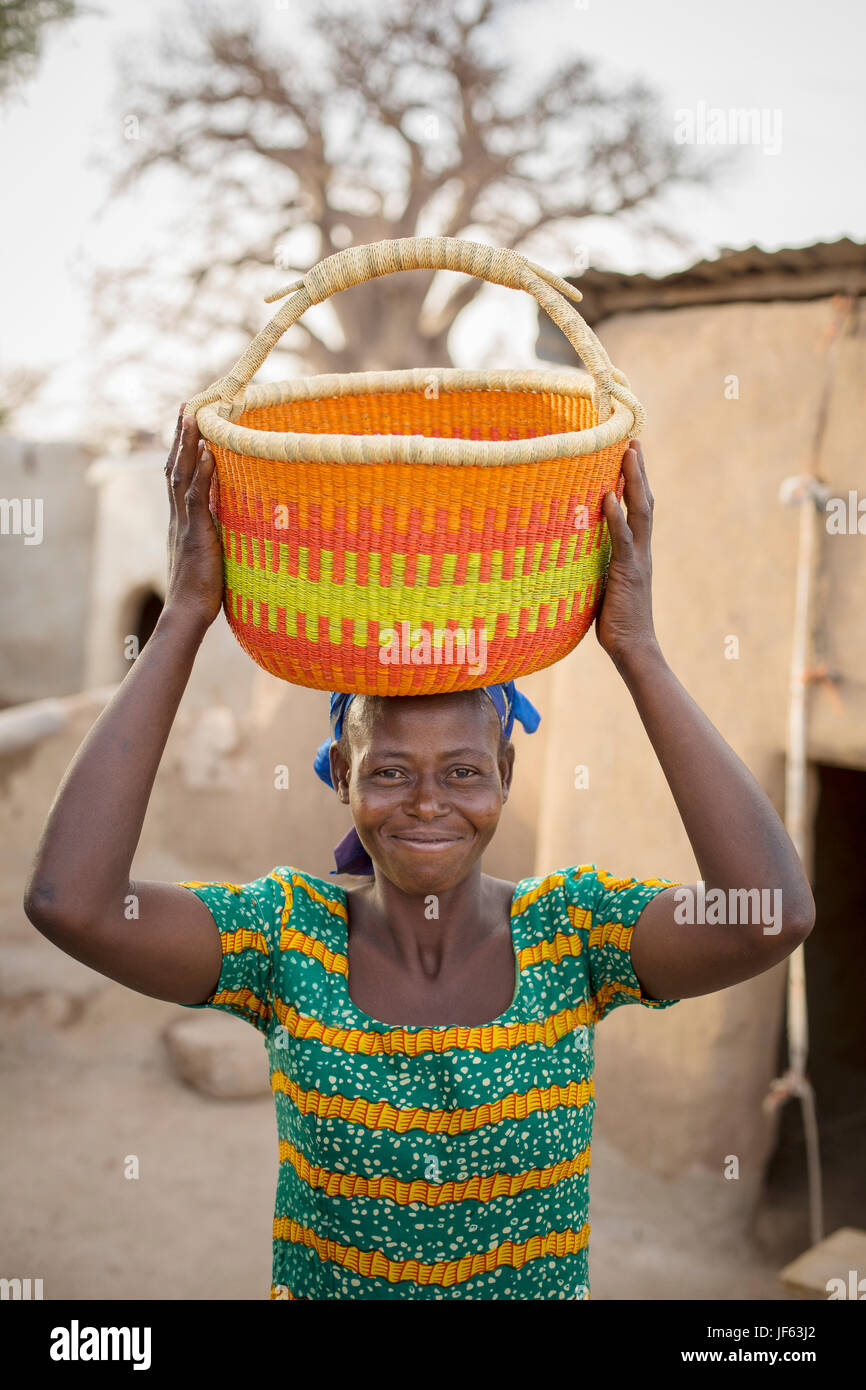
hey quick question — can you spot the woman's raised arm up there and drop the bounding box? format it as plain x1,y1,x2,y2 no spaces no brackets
594,440,815,1003
23,408,230,1005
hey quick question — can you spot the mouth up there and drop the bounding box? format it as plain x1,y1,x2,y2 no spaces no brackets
390,833,463,851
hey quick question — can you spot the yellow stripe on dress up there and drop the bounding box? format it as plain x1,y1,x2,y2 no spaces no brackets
277,1139,591,1203
266,867,599,982
269,1075,593,1134
510,872,567,917
179,879,245,894
277,928,348,975
270,869,348,925
210,987,271,1023
271,1220,592,1286
588,979,671,1017
271,998,593,1054
594,871,637,893
567,904,592,932
220,928,269,957
593,871,678,894
511,863,597,914
588,919,633,952
517,930,583,968
587,916,677,1002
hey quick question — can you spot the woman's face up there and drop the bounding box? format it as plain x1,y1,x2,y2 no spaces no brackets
329,694,515,894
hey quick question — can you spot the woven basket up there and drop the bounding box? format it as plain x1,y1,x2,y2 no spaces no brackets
185,236,645,695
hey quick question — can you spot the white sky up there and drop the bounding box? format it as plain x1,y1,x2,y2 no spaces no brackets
1,0,864,440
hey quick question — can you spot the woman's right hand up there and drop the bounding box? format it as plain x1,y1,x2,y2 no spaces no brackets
163,405,224,631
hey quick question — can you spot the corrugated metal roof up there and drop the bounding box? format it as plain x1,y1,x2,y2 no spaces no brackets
536,236,866,364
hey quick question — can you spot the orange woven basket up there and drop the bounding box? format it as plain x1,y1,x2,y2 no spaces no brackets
185,237,646,695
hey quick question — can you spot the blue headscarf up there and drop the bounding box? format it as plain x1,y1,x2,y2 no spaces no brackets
313,682,541,876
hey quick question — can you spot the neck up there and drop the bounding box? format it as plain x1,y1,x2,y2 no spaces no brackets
350,865,508,968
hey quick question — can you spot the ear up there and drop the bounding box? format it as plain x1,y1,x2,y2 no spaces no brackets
499,741,515,802
329,742,351,802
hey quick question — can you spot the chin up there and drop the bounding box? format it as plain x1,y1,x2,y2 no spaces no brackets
387,847,480,890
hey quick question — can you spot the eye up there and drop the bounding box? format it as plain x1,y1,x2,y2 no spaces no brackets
373,768,405,779
451,766,479,779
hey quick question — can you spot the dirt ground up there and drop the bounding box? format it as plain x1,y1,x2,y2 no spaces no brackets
1,927,800,1302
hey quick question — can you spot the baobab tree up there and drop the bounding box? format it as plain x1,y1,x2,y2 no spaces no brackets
92,0,716,434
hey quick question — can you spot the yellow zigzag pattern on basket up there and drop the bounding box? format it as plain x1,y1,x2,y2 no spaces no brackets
270,1219,592,1286
223,545,606,642
269,1075,593,1134
271,998,593,1055
226,521,606,593
277,1140,591,1204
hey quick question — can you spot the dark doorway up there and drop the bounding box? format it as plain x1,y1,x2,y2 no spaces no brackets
757,762,866,1259
134,590,164,653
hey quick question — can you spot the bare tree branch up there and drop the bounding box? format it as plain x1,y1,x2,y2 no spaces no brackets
89,0,725,431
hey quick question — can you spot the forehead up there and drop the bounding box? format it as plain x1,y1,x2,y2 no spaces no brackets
345,693,500,749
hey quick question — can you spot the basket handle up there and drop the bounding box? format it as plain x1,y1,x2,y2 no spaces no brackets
184,236,643,431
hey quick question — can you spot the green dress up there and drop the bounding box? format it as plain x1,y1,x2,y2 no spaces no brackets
179,863,680,1299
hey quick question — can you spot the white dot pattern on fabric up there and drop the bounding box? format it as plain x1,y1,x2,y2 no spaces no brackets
177,863,680,1299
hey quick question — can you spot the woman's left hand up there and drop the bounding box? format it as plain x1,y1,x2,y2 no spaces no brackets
595,439,662,670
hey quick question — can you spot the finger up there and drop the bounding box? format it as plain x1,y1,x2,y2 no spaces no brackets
186,441,217,517
630,438,654,509
169,414,200,523
620,445,652,549
165,405,186,523
164,403,185,479
602,488,633,561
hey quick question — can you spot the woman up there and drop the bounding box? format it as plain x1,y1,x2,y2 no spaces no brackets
24,409,815,1301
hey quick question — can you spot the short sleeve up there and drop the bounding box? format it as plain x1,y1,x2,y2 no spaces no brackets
175,873,279,1034
561,864,682,1023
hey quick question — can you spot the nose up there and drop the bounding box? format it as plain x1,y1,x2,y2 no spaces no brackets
402,769,452,819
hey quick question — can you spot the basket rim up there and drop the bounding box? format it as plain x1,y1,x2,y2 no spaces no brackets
195,367,640,467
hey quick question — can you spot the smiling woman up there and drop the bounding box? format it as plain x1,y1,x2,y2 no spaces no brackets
23,411,815,1302
314,683,536,877
311,684,539,1025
